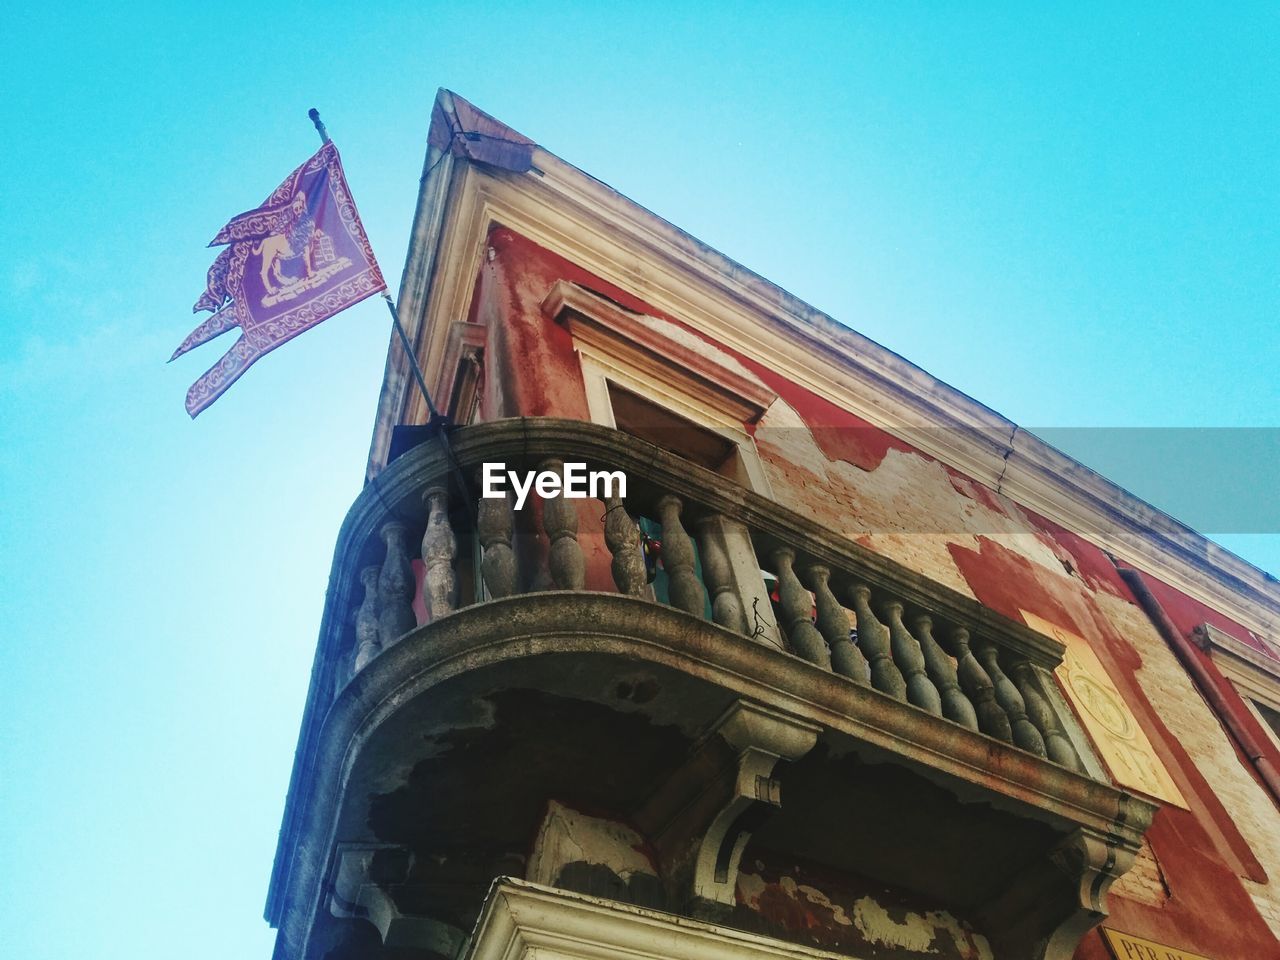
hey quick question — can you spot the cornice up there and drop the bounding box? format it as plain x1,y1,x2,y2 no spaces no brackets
541,280,778,420
1195,622,1280,693
379,133,1279,643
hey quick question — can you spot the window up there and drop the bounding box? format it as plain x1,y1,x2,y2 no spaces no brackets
1251,700,1280,749
540,280,776,494
1193,621,1280,804
607,383,748,484
438,320,487,424
540,280,784,645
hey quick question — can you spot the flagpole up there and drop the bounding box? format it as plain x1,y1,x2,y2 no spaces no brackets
307,109,470,524
308,108,446,428
383,291,443,423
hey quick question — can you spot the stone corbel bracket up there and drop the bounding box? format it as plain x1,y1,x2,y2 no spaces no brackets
329,843,467,955
639,700,819,913
977,793,1154,960
1043,828,1139,954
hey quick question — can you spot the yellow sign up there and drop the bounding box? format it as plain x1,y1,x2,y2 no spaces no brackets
1102,927,1212,960
1021,611,1187,808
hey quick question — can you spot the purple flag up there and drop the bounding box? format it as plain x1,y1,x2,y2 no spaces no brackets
173,142,386,417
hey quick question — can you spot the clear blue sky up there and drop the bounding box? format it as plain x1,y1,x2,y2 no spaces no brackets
1,4,1276,957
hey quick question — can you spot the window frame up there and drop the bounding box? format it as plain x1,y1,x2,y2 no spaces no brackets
540,280,776,495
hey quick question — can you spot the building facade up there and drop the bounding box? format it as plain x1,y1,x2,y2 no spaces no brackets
266,91,1280,960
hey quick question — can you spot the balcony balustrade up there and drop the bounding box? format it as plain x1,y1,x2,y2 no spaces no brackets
271,417,1156,960
332,417,1085,774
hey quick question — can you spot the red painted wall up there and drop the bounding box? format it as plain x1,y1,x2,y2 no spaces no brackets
459,225,1278,957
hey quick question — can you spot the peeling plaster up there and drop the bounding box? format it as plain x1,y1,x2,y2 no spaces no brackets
528,800,657,886
852,896,938,952
737,868,768,908
629,310,765,385
755,399,1079,598
925,909,995,960
737,865,991,960
796,884,852,926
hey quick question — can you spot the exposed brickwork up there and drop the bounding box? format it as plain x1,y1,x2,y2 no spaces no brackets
755,406,1091,598
1110,838,1169,907
1095,590,1280,938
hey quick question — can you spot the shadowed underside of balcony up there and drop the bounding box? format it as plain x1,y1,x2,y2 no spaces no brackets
274,590,1154,960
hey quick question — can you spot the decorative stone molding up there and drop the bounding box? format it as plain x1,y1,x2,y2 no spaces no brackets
468,878,863,960
377,521,416,642
633,700,821,915
269,420,1162,957
541,279,778,422
328,843,467,954
978,824,1144,960
437,320,487,423
1194,621,1280,708
527,801,664,908
690,701,819,908
421,485,458,618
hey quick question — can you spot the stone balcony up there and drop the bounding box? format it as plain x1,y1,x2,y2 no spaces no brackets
267,418,1157,960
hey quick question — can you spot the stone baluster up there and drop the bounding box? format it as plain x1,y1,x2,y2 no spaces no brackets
911,614,978,731
950,627,1013,743
695,515,747,633
421,486,459,617
975,639,1047,757
882,601,943,716
656,495,707,617
847,585,907,701
1009,658,1081,770
377,521,417,643
540,459,585,590
603,496,647,597
770,548,830,668
477,481,516,599
804,565,868,683
352,565,382,674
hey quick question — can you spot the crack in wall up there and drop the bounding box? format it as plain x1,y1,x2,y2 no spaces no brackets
995,424,1019,497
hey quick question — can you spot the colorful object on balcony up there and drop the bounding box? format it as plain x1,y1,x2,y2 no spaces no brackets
641,529,662,583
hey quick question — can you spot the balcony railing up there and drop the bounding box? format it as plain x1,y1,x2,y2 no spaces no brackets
324,417,1086,774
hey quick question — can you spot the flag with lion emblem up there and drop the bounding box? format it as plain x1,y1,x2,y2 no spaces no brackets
172,142,385,416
